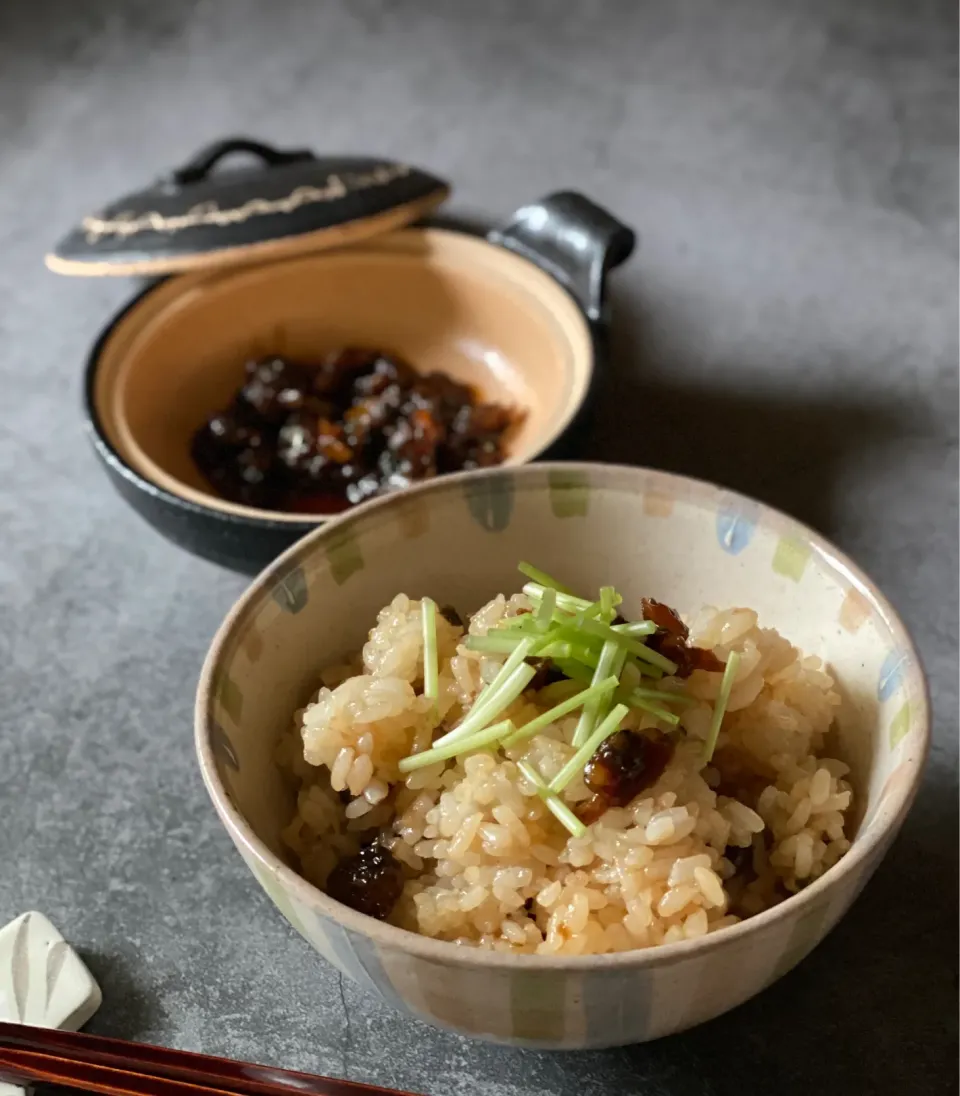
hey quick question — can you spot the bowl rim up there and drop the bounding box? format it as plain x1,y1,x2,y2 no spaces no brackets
195,461,931,971
85,226,595,529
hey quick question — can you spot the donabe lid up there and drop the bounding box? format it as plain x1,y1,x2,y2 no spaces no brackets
46,137,450,277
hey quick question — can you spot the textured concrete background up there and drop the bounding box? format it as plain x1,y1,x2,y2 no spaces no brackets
0,1,956,1093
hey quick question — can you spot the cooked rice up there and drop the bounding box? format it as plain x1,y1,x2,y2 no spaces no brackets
277,593,853,954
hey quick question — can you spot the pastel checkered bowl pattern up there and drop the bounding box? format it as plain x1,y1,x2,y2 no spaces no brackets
195,463,928,1048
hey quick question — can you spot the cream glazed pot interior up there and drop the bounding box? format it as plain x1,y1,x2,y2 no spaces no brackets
91,228,594,524
195,463,928,1049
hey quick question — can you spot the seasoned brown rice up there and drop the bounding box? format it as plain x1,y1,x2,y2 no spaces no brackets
277,593,853,955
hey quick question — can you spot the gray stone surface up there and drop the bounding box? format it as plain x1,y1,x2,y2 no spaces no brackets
0,1,956,1093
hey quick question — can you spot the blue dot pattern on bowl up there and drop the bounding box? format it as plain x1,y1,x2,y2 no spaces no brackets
271,565,310,613
716,500,758,555
877,649,907,703
464,475,515,532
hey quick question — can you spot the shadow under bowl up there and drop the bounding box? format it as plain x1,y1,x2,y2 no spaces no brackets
194,462,929,1048
86,229,594,573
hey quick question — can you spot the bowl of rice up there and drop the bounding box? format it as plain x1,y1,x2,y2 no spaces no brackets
196,462,928,1048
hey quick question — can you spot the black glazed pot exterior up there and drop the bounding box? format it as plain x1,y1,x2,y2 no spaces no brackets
82,192,636,575
488,191,635,325
91,442,313,574
488,190,635,466
82,292,313,574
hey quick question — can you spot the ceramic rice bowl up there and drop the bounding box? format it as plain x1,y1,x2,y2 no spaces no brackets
195,463,928,1048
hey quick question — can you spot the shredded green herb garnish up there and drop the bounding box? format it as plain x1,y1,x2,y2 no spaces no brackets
573,601,607,626
502,677,619,748
571,639,622,747
535,587,557,630
635,662,665,680
543,794,588,838
702,650,741,764
612,620,658,637
549,703,630,794
398,562,702,812
467,634,538,697
431,660,537,750
577,617,677,669
421,597,438,702
399,719,515,773
535,678,583,705
464,633,529,655
517,562,573,595
517,759,546,790
629,641,678,675
499,614,536,631
537,640,575,661
436,636,538,738
551,636,603,668
619,692,680,725
552,658,594,683
517,759,586,839
522,582,593,615
622,682,695,706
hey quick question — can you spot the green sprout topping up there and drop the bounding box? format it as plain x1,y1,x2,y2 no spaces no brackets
702,650,741,764
612,620,658,638
616,690,681,726
535,586,557,630
399,561,719,814
421,597,439,703
551,703,630,794
517,760,586,839
517,562,573,595
399,719,515,773
464,633,530,655
571,640,623,747
521,582,592,615
502,677,619,748
577,617,678,672
534,678,584,704
432,660,537,750
552,658,594,684
537,640,575,661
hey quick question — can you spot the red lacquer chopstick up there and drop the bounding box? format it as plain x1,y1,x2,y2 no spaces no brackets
0,1021,423,1096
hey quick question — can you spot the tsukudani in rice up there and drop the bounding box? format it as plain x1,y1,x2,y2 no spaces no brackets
277,566,853,956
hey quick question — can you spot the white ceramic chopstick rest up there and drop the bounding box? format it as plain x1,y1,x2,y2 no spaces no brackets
0,911,102,1096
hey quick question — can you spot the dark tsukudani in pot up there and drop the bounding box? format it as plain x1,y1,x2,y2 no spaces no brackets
92,230,594,521
56,139,636,573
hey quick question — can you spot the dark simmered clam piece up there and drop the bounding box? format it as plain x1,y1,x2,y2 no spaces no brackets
191,350,521,513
